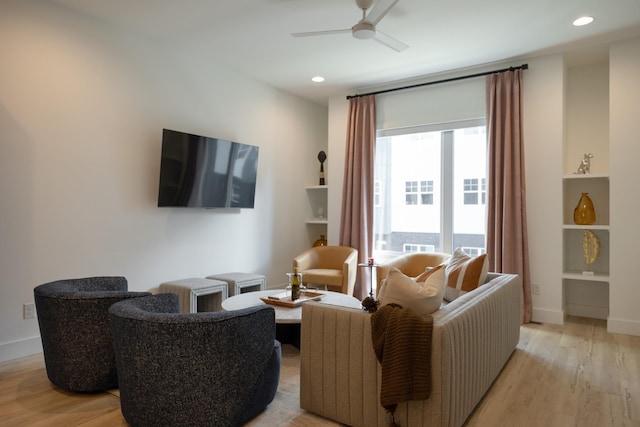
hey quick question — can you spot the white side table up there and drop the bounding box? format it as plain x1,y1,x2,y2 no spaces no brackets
205,272,266,297
159,278,228,313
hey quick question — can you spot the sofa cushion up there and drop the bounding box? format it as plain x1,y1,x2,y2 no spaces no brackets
444,248,488,301
414,264,444,282
377,266,445,318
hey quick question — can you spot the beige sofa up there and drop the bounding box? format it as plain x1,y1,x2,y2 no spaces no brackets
300,272,521,427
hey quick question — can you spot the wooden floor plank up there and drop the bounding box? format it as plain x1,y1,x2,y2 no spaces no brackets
1,316,639,426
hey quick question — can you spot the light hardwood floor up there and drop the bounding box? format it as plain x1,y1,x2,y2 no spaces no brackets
1,316,639,426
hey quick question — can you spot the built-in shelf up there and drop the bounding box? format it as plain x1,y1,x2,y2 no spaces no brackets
562,173,610,320
306,219,328,225
562,173,609,179
562,176,609,226
562,272,609,282
305,186,328,244
562,224,609,230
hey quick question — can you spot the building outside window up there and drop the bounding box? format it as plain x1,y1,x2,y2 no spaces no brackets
405,180,434,205
463,178,487,205
464,178,479,204
405,181,419,205
374,121,486,258
463,178,486,205
403,243,436,253
461,247,486,257
421,180,434,204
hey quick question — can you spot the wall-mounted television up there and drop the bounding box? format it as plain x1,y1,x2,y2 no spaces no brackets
157,128,259,208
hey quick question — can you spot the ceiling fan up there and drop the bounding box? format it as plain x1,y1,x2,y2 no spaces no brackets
291,0,408,52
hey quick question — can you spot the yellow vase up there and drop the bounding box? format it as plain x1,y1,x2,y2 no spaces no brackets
574,193,596,225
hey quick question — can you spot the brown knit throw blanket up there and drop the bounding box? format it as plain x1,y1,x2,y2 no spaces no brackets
371,303,433,425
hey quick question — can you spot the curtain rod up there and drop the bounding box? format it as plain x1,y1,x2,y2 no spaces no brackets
346,63,529,100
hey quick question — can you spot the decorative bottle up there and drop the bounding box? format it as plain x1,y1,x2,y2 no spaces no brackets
573,192,596,225
291,267,301,301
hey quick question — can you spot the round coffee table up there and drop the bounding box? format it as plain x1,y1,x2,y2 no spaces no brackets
222,289,362,347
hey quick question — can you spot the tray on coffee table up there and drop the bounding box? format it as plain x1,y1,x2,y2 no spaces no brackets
260,291,323,308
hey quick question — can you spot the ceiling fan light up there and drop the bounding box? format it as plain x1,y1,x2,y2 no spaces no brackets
352,22,376,39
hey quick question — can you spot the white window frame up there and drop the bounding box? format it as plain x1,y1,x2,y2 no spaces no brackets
377,118,486,255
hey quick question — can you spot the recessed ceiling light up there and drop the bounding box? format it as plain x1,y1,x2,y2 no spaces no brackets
573,16,594,26
312,76,325,83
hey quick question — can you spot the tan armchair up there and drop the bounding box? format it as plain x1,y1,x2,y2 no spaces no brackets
375,252,451,293
293,246,358,296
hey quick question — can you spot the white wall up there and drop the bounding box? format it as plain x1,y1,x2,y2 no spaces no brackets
609,37,640,335
566,62,610,174
523,54,566,324
0,0,327,361
327,97,349,244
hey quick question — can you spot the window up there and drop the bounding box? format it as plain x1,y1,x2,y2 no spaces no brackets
403,244,435,253
463,179,479,204
374,121,486,257
405,181,418,205
421,180,434,204
481,178,486,205
405,180,433,205
374,180,382,207
463,178,485,205
461,247,486,256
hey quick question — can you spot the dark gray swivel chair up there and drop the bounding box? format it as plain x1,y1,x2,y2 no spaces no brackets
33,276,151,392
108,293,281,427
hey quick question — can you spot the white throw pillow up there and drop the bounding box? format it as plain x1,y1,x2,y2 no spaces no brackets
444,248,488,301
377,266,445,318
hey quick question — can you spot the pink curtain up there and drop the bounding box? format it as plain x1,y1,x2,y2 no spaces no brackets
340,95,376,300
486,69,532,324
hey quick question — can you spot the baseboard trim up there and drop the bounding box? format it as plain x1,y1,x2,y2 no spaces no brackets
607,317,640,337
531,307,564,324
0,336,42,363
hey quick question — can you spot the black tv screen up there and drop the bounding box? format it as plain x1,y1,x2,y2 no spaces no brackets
157,129,259,208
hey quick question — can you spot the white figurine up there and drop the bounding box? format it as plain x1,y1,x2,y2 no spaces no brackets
574,153,593,174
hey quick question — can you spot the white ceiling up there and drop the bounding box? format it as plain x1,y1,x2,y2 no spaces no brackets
50,0,640,105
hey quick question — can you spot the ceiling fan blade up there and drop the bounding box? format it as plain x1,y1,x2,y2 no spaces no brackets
292,29,351,37
374,30,408,52
365,0,399,26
